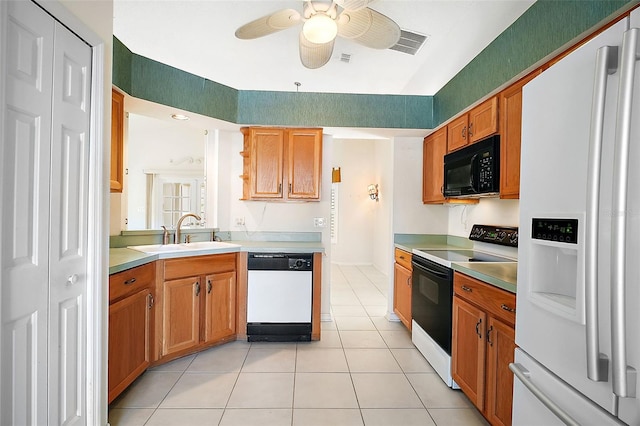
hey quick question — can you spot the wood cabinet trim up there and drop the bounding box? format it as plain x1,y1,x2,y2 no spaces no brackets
110,88,124,193
164,253,236,280
109,262,154,303
453,272,516,326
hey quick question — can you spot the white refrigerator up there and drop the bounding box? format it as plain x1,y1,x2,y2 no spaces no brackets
513,8,640,426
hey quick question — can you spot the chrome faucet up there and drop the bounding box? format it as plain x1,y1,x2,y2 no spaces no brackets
175,213,201,244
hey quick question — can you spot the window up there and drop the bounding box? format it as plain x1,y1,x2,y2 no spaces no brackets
148,174,205,228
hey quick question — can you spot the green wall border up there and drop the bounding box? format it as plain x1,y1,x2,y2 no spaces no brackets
112,1,635,131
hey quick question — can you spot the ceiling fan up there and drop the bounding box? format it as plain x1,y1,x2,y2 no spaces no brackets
235,0,401,69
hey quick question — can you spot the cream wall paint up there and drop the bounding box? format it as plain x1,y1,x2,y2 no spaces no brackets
392,137,449,234
447,198,519,238
330,139,389,266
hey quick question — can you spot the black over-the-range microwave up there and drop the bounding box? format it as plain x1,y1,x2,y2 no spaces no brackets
443,135,500,198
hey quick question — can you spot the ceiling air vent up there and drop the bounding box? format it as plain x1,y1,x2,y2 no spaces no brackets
390,30,428,55
340,53,352,63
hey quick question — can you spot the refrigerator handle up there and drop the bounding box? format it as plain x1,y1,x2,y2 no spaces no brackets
611,27,639,399
509,363,581,426
585,44,618,383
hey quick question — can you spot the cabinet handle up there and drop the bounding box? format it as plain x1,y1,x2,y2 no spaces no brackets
278,183,282,194
468,122,473,137
461,285,473,292
289,183,292,194
207,280,212,294
406,276,411,286
462,126,466,139
486,325,494,346
501,304,516,313
147,293,154,309
399,255,405,260
195,281,200,296
440,185,444,195
124,277,136,285
475,318,483,338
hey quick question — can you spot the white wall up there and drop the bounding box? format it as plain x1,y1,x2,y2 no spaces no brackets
371,138,394,273
447,198,519,237
331,139,381,265
392,137,449,234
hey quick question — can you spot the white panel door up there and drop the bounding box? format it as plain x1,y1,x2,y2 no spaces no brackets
1,1,54,424
1,1,91,425
48,21,91,426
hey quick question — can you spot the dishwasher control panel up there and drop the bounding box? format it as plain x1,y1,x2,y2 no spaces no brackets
248,253,313,271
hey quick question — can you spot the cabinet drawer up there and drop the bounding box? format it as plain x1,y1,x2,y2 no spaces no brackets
394,248,412,270
164,253,236,280
453,272,515,326
109,262,155,303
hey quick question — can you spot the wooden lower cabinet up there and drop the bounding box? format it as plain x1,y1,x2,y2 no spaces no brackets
159,253,238,360
162,276,201,355
393,248,412,330
203,271,236,343
108,263,155,403
451,272,516,426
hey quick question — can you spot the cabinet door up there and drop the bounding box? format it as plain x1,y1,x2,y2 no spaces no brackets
162,277,201,356
500,73,538,199
286,128,322,199
485,316,516,426
393,263,412,330
499,84,522,199
422,127,447,203
203,271,237,343
110,88,124,192
468,96,498,142
108,289,151,403
452,296,487,411
250,128,284,198
447,114,469,152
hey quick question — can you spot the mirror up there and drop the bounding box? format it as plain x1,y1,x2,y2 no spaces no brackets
126,111,205,230
120,96,240,232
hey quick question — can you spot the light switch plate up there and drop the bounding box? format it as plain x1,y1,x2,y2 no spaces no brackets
314,217,326,227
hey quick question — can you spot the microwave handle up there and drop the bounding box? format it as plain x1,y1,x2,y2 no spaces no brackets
469,153,479,193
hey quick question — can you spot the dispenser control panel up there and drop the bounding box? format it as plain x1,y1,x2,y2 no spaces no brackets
531,218,578,244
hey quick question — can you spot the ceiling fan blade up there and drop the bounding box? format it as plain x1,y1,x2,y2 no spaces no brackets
334,0,373,11
337,7,400,49
299,32,334,69
235,9,301,39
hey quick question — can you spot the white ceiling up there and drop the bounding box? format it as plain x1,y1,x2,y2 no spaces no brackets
113,0,535,136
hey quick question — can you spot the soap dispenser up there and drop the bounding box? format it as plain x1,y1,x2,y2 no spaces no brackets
161,226,170,245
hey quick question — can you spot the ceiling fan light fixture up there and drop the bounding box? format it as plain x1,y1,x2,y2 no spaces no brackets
303,14,338,44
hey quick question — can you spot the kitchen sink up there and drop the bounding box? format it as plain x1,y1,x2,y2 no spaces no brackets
128,241,240,255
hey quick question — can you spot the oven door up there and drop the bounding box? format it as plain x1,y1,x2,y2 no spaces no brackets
411,256,454,354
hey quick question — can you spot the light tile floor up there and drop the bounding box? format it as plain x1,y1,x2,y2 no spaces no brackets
109,265,488,426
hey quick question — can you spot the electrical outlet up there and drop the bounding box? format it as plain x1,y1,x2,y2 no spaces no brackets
235,217,245,226
314,217,326,228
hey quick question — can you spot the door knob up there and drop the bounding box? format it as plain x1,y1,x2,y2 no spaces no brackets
66,274,79,286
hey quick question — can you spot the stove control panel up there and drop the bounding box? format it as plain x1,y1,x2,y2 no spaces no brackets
469,224,519,247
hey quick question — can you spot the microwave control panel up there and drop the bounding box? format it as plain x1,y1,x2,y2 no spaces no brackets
478,152,495,190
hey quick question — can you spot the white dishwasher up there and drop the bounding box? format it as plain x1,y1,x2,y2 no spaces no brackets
246,253,313,342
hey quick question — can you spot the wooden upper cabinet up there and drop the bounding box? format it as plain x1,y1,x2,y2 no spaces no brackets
468,96,498,142
447,114,469,152
499,72,539,199
241,127,322,201
110,88,124,192
250,128,285,198
287,128,322,199
447,96,498,153
423,127,447,204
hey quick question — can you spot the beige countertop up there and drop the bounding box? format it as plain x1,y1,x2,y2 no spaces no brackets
395,240,517,293
109,241,325,275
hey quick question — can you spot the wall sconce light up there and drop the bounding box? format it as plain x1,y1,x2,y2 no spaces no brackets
368,184,379,201
332,167,342,183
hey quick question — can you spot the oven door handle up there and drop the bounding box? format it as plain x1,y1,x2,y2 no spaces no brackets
412,262,450,279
